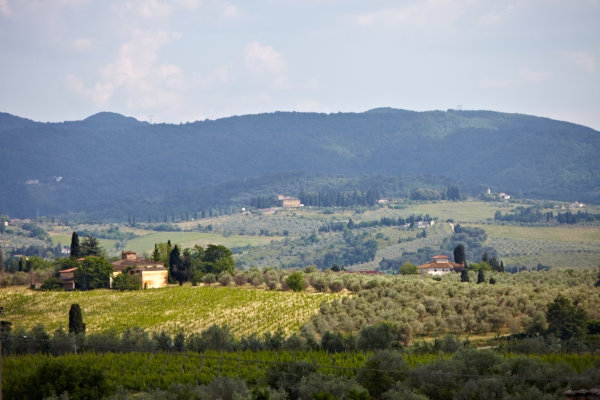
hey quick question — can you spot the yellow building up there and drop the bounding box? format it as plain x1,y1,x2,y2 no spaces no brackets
112,251,168,289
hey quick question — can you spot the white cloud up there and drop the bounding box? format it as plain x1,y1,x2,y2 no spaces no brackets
355,0,467,29
564,50,596,72
0,0,12,17
223,3,238,18
119,0,172,20
518,67,551,82
72,38,92,52
66,29,185,112
478,4,515,26
244,41,289,89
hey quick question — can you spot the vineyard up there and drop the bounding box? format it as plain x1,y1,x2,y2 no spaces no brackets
0,286,344,335
471,224,600,268
4,351,598,394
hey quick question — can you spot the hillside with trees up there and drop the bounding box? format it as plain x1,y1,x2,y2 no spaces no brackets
1,109,599,220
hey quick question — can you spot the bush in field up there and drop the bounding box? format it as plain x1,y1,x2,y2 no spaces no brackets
218,273,232,286
357,322,395,351
6,358,113,400
328,278,344,292
112,272,141,290
233,272,247,285
267,361,317,400
399,262,418,275
202,273,217,286
297,374,368,400
356,351,409,398
40,276,63,290
286,271,305,292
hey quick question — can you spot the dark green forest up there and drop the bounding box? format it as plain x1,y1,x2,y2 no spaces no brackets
1,108,599,220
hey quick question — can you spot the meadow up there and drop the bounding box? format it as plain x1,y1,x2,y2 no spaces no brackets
0,286,343,336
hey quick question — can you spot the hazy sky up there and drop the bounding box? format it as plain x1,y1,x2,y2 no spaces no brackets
1,0,599,129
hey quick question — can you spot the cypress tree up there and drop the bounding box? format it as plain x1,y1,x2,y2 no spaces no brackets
460,268,470,282
477,268,485,284
68,303,86,335
70,232,81,258
453,244,465,265
0,248,3,270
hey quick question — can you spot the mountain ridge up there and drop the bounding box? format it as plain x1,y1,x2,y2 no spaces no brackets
0,108,598,219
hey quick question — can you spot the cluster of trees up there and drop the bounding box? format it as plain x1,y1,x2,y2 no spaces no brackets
442,224,493,263
301,269,600,343
409,185,462,201
151,241,235,285
494,206,600,224
319,214,432,233
69,232,104,258
318,231,378,269
299,189,381,207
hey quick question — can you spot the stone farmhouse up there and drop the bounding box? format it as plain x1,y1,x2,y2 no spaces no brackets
417,255,464,275
57,251,168,290
112,251,168,289
278,195,302,208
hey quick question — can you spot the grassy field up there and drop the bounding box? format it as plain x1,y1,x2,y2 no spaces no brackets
49,231,283,257
469,224,600,268
0,286,343,336
398,201,514,223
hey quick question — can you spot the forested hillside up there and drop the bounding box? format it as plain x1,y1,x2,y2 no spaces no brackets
1,108,599,219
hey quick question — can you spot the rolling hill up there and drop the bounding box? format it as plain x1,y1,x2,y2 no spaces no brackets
1,108,599,219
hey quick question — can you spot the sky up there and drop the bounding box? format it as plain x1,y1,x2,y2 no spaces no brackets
0,0,599,130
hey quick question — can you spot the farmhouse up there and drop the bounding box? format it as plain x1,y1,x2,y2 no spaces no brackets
417,255,464,276
112,251,168,289
278,195,302,208
57,267,77,289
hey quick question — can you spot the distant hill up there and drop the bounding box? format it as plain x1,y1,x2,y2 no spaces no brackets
0,108,599,219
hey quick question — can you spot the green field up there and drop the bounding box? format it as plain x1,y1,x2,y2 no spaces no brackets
396,201,514,223
469,224,600,268
50,231,283,257
0,286,343,336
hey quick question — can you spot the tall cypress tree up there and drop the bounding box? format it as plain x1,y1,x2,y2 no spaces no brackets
477,268,485,284
460,268,470,283
68,303,86,335
453,244,466,265
70,232,81,258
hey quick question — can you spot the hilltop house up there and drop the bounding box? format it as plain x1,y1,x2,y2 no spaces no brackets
112,251,168,289
278,195,302,208
417,255,464,276
58,267,77,289
57,251,168,290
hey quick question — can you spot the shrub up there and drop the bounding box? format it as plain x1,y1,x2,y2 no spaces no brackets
286,271,305,292
112,272,141,291
356,351,409,398
40,276,63,291
5,358,113,399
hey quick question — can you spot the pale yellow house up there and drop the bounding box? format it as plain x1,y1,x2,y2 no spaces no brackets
111,251,168,289
417,255,464,276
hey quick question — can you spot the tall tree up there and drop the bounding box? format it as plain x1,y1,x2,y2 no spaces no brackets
73,256,113,290
81,236,102,257
68,303,86,335
460,268,470,283
546,295,588,340
70,232,81,258
0,248,3,270
169,245,183,284
203,244,235,275
453,244,466,265
477,268,485,284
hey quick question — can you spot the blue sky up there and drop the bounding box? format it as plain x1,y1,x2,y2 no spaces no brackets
1,0,599,130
